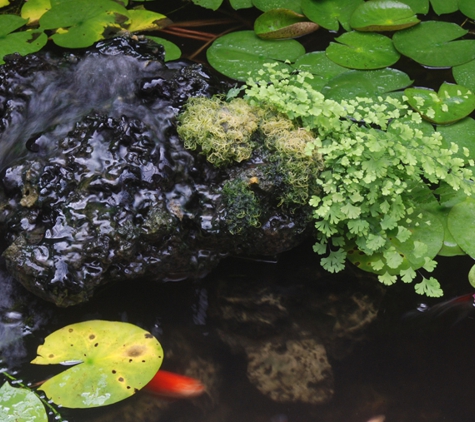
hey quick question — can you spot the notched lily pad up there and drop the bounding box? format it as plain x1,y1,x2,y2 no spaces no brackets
393,21,475,67
21,0,51,26
0,382,47,422
350,0,420,32
301,0,363,32
326,31,400,70
254,8,318,40
31,320,163,408
405,83,475,124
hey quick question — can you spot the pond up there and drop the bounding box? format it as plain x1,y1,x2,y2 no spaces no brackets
1,1,475,422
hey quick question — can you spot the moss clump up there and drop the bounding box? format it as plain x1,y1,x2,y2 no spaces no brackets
177,96,323,207
177,97,262,167
222,179,261,235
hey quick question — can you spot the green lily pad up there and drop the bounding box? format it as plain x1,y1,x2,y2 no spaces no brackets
393,21,475,67
206,30,305,80
230,0,252,9
31,320,163,408
39,0,129,48
396,0,428,14
192,0,223,10
326,31,400,70
146,36,181,61
0,15,47,64
21,0,51,26
322,68,412,101
126,10,169,33
0,382,47,422
350,0,420,32
469,264,475,288
252,0,302,14
347,208,444,275
437,117,475,163
453,60,475,93
254,9,319,40
399,0,458,15
301,0,363,31
405,83,475,124
459,0,475,19
447,197,475,257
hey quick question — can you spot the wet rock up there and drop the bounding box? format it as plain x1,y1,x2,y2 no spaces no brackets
0,36,313,306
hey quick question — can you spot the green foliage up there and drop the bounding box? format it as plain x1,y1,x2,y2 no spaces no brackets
242,64,475,295
31,320,163,408
0,382,47,422
254,9,318,40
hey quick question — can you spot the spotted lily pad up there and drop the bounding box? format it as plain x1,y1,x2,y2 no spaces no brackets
207,30,305,80
21,0,51,26
0,382,47,422
39,0,130,48
326,31,400,70
301,0,363,31
393,21,475,67
350,0,420,31
254,8,319,40
31,320,163,408
405,83,475,124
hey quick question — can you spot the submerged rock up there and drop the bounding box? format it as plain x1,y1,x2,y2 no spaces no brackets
0,37,313,306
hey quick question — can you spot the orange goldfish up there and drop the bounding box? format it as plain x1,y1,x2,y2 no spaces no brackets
143,370,205,398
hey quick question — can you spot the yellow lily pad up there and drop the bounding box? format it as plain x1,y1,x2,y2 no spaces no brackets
31,320,163,408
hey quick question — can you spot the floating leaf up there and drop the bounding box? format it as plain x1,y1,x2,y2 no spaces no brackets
301,0,363,32
0,382,47,422
207,30,305,80
437,117,475,163
31,320,163,408
322,68,412,101
397,0,428,14
21,0,51,26
230,0,253,9
405,83,475,124
347,208,444,275
0,15,47,64
393,21,475,67
326,31,400,70
350,0,420,32
254,8,318,40
252,0,302,14
447,197,475,257
469,264,475,288
146,36,181,61
125,10,170,33
0,0,9,7
192,0,223,10
453,60,475,93
429,0,458,15
39,0,129,48
459,0,475,19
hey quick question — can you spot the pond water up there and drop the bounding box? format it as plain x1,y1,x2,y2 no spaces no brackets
1,1,475,422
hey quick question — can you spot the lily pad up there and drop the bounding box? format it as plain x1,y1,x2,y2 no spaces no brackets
399,0,457,15
206,30,305,80
252,0,302,14
322,68,412,101
459,0,475,19
31,320,163,408
404,83,475,124
254,9,319,40
396,0,428,14
347,208,444,275
437,117,475,162
146,36,181,61
326,31,400,70
192,0,223,10
350,0,420,32
230,0,252,9
39,0,130,48
447,197,475,257
125,10,170,33
393,21,475,67
301,0,363,32
0,15,47,64
21,0,51,26
453,60,475,93
0,382,47,422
